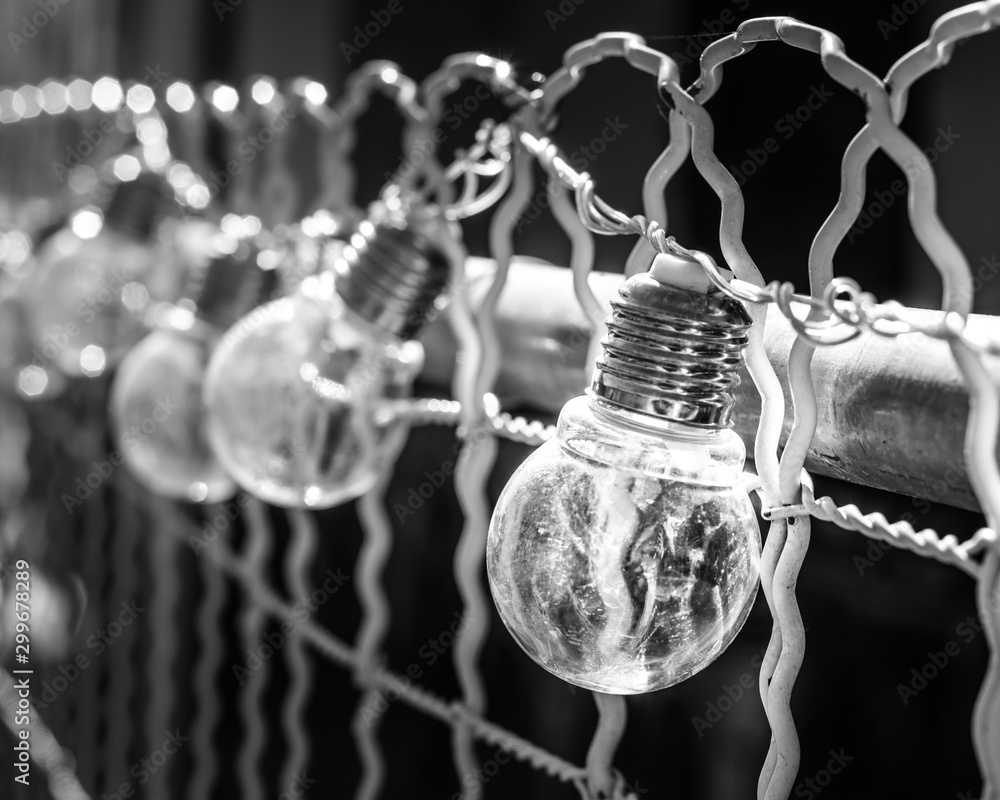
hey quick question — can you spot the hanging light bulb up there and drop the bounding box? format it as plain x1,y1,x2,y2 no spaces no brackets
109,225,278,503
23,152,179,378
487,252,761,694
202,192,450,508
0,224,68,399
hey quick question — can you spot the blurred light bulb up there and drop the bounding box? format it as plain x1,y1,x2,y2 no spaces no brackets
204,200,450,508
110,239,278,503
0,226,66,400
23,160,178,378
487,255,761,694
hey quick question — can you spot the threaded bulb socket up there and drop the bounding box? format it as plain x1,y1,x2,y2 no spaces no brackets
591,270,753,429
104,170,168,241
333,202,451,341
192,241,279,332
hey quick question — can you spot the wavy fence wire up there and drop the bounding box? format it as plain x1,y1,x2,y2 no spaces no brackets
1,4,1000,800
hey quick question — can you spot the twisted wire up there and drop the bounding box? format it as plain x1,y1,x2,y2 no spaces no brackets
15,70,997,345
437,215,493,799
145,498,182,800
584,694,628,799
801,482,992,578
952,337,1000,795
975,551,1000,800
623,106,690,278
375,396,556,446
328,60,426,214
0,667,90,800
74,445,106,795
149,508,592,788
673,22,874,798
407,53,529,208
551,170,624,800
351,423,410,800
6,11,1000,797
377,403,997,584
102,485,138,794
518,106,1000,357
547,162,605,376
189,504,227,800
535,92,630,791
282,509,318,795
655,41,798,799
237,499,273,800
838,5,1000,791
673,15,1000,798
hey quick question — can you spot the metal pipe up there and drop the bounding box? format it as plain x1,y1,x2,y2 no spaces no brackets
419,258,999,512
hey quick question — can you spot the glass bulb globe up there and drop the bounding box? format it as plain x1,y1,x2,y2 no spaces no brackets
488,396,760,694
489,258,764,694
109,315,236,504
25,217,160,378
0,272,66,399
203,271,423,508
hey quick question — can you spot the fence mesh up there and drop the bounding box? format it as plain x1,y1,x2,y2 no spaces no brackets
1,4,999,800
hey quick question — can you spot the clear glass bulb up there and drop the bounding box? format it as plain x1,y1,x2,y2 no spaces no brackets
109,312,236,504
203,271,423,508
487,395,761,694
0,272,66,400
25,217,159,378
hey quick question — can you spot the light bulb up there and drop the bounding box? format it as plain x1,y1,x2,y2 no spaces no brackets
487,254,761,694
0,220,71,399
0,260,66,400
24,160,176,378
109,238,278,503
203,199,450,508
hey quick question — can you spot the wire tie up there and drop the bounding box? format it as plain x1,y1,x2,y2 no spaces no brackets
760,502,810,521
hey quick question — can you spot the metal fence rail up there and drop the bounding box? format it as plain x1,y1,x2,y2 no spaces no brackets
1,4,1000,800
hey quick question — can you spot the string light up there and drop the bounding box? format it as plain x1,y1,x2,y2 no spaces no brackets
203,194,448,509
488,252,761,693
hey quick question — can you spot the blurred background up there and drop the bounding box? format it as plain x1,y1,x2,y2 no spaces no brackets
0,1,996,799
